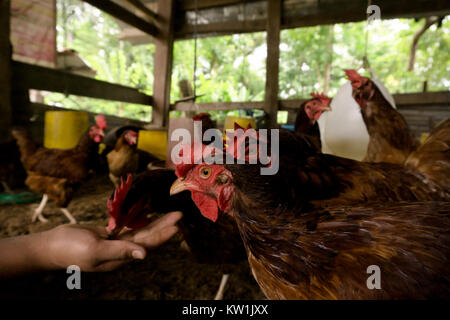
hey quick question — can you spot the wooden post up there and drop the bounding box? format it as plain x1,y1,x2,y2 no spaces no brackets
264,0,281,128
0,0,12,143
152,0,174,128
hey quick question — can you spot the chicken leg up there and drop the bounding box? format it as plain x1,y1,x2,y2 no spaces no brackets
60,208,77,224
214,273,230,300
1,181,12,194
32,194,48,223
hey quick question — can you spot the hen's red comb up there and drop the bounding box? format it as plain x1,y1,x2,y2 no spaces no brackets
344,69,362,81
310,92,331,106
96,114,107,130
225,122,270,164
175,143,218,178
192,113,211,121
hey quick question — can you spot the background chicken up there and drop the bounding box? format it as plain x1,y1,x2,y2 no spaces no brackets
11,115,107,223
294,93,331,150
345,69,419,164
193,113,216,135
106,169,246,300
106,129,157,187
405,118,450,191
170,129,450,299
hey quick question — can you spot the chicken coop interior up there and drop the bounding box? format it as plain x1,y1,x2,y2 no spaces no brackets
0,0,449,301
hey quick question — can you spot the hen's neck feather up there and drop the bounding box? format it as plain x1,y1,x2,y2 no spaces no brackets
361,86,418,160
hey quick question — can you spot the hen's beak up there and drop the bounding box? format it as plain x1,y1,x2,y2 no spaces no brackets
319,104,332,112
170,178,188,195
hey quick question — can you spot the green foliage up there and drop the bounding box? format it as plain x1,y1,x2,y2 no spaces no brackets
46,0,153,121
46,1,449,123
279,18,450,98
171,33,266,102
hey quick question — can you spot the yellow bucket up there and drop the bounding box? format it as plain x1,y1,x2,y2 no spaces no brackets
137,130,168,160
223,116,256,146
224,116,256,131
44,111,89,149
420,132,430,144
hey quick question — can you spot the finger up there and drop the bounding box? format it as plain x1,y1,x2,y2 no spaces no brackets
149,211,183,231
93,240,146,265
120,211,183,242
93,260,129,272
132,225,179,249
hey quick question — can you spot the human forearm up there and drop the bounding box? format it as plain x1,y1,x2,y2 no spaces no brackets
0,231,54,279
0,211,182,279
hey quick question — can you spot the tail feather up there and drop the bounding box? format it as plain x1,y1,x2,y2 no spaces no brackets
11,129,38,168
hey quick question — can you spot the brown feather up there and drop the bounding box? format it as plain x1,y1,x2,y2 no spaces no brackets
405,118,450,191
359,82,419,164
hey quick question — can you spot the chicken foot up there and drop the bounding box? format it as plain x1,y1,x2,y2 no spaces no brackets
60,208,77,224
214,273,230,300
32,194,49,223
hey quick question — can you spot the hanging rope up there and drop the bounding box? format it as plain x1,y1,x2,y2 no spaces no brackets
192,0,199,102
363,0,378,78
363,0,371,61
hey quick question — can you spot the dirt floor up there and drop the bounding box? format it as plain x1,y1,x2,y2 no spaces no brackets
0,175,265,300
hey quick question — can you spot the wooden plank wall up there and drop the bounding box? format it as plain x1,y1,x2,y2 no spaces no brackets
398,105,450,138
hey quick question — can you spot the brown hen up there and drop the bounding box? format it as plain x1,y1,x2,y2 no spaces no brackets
170,129,450,299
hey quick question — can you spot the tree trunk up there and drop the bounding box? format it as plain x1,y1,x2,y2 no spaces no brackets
408,17,438,71
323,25,334,94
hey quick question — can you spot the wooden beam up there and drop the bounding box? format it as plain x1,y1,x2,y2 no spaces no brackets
152,0,175,127
174,0,450,39
172,101,264,111
124,0,158,21
175,20,266,39
0,0,12,143
82,0,158,37
12,61,153,106
395,91,450,106
170,91,450,112
264,0,281,128
179,0,260,11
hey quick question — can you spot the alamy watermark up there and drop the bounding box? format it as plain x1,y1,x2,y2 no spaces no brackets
66,265,81,290
367,5,381,24
366,265,381,290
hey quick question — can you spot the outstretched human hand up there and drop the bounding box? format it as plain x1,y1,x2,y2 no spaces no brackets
0,211,182,277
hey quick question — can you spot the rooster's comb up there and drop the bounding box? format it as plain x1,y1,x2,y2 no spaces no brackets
96,114,107,130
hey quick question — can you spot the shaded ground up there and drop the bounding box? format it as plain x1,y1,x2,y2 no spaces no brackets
0,175,264,300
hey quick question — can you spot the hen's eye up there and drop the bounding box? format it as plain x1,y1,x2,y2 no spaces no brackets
200,168,211,179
